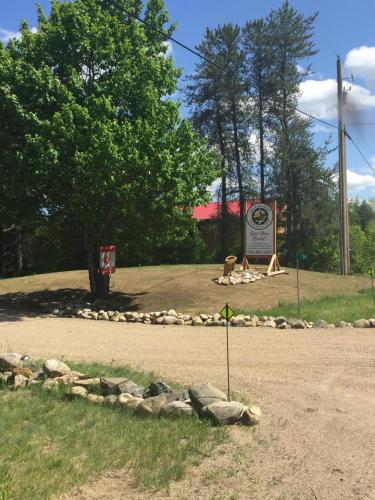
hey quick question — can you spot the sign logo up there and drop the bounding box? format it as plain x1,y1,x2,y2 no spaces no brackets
246,203,273,230
220,304,234,321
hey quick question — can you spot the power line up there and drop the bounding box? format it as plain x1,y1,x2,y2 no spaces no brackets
345,130,375,175
126,10,338,131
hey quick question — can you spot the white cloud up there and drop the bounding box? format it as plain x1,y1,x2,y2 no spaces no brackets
347,169,375,191
163,40,173,56
345,46,375,87
0,26,37,44
298,79,375,121
0,29,21,43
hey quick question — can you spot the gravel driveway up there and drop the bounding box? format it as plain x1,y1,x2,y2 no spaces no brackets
1,315,375,499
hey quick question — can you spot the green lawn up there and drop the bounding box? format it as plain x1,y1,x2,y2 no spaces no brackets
237,287,375,324
0,362,225,500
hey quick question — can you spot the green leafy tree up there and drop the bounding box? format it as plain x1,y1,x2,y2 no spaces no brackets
1,0,218,296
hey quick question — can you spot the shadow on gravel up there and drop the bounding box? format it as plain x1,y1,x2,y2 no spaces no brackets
0,288,147,323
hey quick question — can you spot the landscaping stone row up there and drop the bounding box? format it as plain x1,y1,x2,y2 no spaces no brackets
0,354,261,427
214,270,265,286
50,304,375,330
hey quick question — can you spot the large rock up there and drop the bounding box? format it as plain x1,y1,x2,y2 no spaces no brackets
87,393,104,404
135,394,168,417
67,386,88,398
240,406,262,426
203,401,246,425
0,353,29,371
163,315,178,325
160,401,193,418
354,319,370,328
118,381,145,397
43,359,71,378
188,383,227,413
146,381,171,398
13,374,28,390
42,378,60,391
314,319,328,329
100,377,128,395
289,319,306,329
122,397,143,410
73,378,101,389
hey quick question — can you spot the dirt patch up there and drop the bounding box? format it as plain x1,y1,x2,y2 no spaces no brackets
1,317,375,499
0,264,370,315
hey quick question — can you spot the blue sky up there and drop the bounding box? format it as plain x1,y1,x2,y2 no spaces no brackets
1,0,375,198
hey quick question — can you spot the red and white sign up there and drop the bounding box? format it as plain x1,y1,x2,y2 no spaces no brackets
245,201,276,258
99,245,116,275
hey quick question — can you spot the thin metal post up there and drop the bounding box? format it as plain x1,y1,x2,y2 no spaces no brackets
225,303,230,402
296,258,300,316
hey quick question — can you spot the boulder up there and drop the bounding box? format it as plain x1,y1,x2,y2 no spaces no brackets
13,374,28,390
163,315,178,325
73,378,101,389
335,321,347,328
146,381,171,397
11,367,33,379
135,394,168,417
123,397,143,410
192,316,203,326
231,318,246,327
274,316,287,326
43,359,71,378
202,401,245,425
167,309,177,317
289,319,306,329
0,353,29,371
354,319,370,328
118,381,145,397
160,401,193,418
87,394,104,404
100,377,128,395
240,405,262,426
188,383,227,413
263,320,276,328
277,322,290,329
313,319,328,329
118,393,134,405
67,386,88,398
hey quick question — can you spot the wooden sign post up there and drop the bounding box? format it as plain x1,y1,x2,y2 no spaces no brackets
242,200,284,276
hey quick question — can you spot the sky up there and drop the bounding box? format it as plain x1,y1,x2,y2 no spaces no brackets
1,0,375,199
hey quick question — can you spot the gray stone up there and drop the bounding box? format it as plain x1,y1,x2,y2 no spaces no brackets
147,381,171,397
188,383,227,413
203,401,245,425
123,397,143,410
43,359,71,377
0,353,28,371
163,315,178,325
160,401,193,418
335,321,347,328
369,319,375,328
274,316,287,326
313,319,328,329
100,377,128,395
289,318,306,329
167,309,177,317
240,405,262,426
277,321,290,329
263,320,276,328
136,394,168,417
193,316,203,326
118,381,145,397
231,318,246,327
354,319,370,328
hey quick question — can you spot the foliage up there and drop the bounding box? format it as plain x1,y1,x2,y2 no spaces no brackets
0,0,218,293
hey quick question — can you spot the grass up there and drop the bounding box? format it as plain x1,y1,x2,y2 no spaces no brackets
0,361,226,500
0,264,371,315
237,287,375,324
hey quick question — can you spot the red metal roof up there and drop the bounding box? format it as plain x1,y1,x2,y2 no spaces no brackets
192,200,241,220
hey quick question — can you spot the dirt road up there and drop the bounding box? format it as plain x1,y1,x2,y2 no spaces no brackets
1,315,375,499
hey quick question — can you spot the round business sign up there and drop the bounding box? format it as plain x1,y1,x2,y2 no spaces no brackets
246,203,273,230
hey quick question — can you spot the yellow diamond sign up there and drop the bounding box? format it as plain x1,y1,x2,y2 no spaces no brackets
220,304,234,321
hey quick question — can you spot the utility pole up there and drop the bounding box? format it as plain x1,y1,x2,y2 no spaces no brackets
337,55,351,275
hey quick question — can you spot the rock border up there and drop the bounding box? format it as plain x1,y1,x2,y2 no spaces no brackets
0,355,261,427
50,303,375,330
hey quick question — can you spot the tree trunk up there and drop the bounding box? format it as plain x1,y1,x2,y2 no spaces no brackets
84,226,110,300
16,231,23,274
231,101,245,257
217,113,228,260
